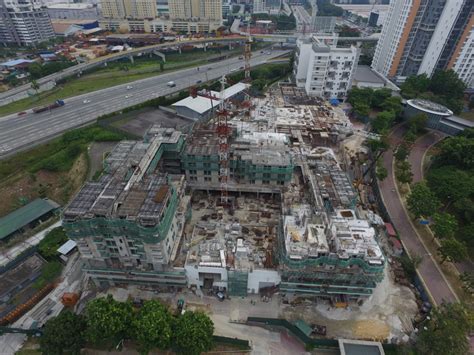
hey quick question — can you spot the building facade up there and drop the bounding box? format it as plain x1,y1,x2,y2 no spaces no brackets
100,0,221,32
372,0,474,88
63,127,189,287
100,0,157,19
294,35,359,100
312,16,336,33
0,0,55,46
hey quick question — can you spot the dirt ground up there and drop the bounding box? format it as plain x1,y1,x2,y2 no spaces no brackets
114,108,194,137
87,142,117,180
0,153,88,217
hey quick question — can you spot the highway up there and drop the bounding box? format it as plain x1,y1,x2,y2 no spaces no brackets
0,50,289,158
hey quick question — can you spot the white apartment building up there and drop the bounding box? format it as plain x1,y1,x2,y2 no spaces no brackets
100,17,222,33
372,0,473,88
100,0,157,19
100,0,221,32
253,0,281,15
294,35,359,100
0,0,55,45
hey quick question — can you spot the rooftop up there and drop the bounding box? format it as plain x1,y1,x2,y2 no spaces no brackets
63,127,182,226
283,206,383,265
353,65,385,85
0,199,59,240
173,83,250,116
0,59,34,67
407,99,453,116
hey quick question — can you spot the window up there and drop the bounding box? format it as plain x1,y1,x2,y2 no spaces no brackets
204,170,211,175
278,181,285,186
189,170,197,174
128,241,134,247
203,163,210,168
263,180,270,185
250,180,255,184
204,177,211,181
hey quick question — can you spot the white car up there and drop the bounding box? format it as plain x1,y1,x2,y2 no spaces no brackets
125,94,133,99
83,99,91,104
126,85,133,90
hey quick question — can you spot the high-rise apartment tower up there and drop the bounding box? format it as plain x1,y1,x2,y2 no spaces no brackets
0,0,55,46
372,0,473,88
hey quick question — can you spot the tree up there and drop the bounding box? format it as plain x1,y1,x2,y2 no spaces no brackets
407,113,428,134
394,142,410,161
427,166,474,203
31,79,40,97
85,295,133,345
28,62,44,79
38,227,68,259
407,182,441,218
347,87,373,107
416,302,474,355
132,300,173,354
396,160,413,185
459,272,474,294
400,73,430,98
372,110,396,133
40,311,87,355
430,70,466,100
457,223,474,249
437,136,474,170
380,96,403,116
404,129,417,144
370,88,392,109
353,102,370,118
366,136,389,153
432,212,458,239
173,311,214,355
376,161,388,181
453,200,474,224
438,238,468,264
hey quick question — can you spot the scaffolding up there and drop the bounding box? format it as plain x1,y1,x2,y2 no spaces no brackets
227,270,248,297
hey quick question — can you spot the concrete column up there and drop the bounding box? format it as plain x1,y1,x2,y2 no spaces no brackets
228,43,232,50
178,46,182,54
129,55,134,64
204,43,207,52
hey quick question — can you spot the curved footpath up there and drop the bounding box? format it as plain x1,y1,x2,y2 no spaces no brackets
378,125,458,305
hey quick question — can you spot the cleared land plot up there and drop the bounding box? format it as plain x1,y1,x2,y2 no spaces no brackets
112,108,194,137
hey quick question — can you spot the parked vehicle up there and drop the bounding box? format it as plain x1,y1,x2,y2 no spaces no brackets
126,85,133,90
167,81,176,87
17,111,27,116
32,99,65,113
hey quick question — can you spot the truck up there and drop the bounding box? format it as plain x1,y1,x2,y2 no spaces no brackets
32,99,65,113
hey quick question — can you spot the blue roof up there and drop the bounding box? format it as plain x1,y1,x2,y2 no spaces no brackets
330,98,340,106
0,59,34,67
40,53,56,58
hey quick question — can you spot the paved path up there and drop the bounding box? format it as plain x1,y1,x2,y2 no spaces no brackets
0,220,62,267
378,125,458,305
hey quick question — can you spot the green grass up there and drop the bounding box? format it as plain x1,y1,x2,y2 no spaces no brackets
0,125,125,182
459,110,474,122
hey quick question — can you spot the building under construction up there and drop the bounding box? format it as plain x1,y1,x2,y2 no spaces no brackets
182,124,294,195
62,127,189,288
63,84,385,303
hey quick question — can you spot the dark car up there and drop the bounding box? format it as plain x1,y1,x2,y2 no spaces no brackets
196,80,202,84
17,111,27,116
